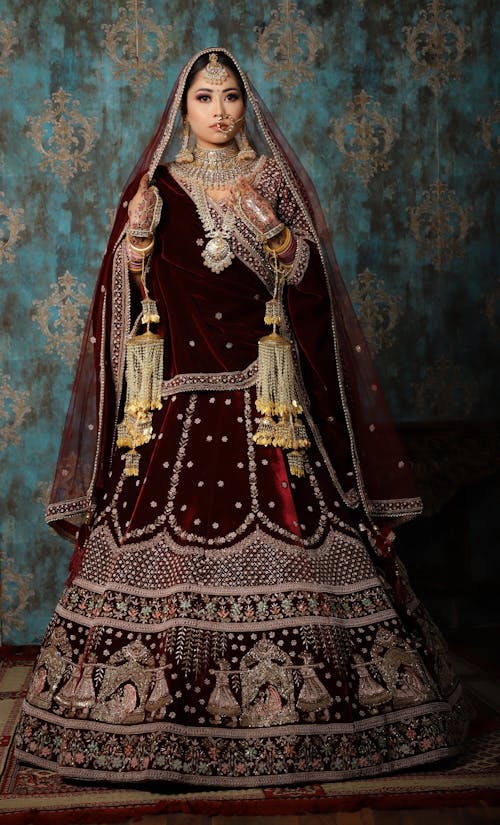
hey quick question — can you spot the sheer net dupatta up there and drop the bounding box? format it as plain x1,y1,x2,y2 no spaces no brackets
44,80,181,542
46,46,421,554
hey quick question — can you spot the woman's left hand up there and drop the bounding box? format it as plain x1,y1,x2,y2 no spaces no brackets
229,178,281,236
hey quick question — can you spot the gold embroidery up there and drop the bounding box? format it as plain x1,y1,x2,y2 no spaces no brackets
240,637,298,726
365,628,436,710
90,640,154,723
28,627,72,709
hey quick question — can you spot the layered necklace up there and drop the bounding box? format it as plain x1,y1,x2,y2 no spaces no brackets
170,142,260,274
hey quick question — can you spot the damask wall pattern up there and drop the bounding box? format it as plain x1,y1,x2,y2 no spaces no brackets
0,0,498,643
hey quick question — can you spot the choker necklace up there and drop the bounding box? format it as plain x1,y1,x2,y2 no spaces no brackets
171,141,257,190
170,142,260,274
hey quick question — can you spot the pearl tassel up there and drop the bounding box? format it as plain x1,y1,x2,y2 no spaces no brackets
253,250,309,476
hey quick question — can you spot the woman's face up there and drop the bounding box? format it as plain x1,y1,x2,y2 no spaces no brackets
185,67,246,149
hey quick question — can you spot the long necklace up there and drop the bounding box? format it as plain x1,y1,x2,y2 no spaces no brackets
192,182,236,273
170,142,260,274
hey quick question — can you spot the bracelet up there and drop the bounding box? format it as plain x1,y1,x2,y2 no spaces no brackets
263,226,291,256
259,222,285,243
126,234,155,256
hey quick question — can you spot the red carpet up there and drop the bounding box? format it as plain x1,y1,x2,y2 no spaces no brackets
1,647,499,822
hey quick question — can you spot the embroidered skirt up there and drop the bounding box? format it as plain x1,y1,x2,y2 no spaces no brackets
15,387,469,786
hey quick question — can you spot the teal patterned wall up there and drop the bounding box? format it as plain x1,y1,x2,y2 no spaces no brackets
0,0,498,644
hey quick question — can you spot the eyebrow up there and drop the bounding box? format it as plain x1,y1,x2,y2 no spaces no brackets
193,86,240,93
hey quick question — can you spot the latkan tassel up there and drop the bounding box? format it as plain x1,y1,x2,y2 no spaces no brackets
287,449,305,478
255,332,302,418
125,330,164,414
116,410,153,449
116,328,164,476
124,449,140,477
141,297,160,325
264,297,281,326
253,415,276,446
289,417,310,450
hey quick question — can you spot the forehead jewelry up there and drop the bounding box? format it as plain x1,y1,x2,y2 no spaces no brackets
204,52,229,85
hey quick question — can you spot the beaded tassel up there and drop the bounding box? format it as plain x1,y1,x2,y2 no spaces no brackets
253,251,310,476
117,245,163,476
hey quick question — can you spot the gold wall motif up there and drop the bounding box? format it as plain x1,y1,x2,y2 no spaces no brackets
0,193,25,264
407,180,471,269
0,371,31,452
31,271,91,368
478,100,500,168
25,89,98,187
255,0,322,97
328,91,398,185
403,0,469,95
414,356,477,417
102,0,174,95
350,269,400,354
0,550,34,643
0,18,18,77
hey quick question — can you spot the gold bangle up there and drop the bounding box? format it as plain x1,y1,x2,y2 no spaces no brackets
263,226,291,256
126,234,155,256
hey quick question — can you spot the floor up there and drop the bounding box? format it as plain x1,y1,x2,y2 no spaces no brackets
90,808,500,823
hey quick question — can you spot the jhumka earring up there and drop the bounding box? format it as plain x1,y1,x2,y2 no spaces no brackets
236,124,257,162
175,119,194,164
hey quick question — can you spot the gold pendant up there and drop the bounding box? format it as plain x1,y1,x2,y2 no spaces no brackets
202,232,234,273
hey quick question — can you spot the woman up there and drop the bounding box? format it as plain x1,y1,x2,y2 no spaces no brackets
15,48,469,786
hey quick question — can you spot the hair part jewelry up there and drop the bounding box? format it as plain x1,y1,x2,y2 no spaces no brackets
204,52,230,85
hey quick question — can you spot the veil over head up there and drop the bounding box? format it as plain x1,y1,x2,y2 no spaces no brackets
47,47,421,542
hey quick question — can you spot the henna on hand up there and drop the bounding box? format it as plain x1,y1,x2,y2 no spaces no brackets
128,173,162,237
231,177,280,234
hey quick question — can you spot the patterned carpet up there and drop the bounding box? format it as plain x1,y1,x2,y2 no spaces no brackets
1,647,499,822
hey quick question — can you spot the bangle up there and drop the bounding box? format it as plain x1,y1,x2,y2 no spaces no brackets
126,234,155,256
263,226,291,256
259,222,285,243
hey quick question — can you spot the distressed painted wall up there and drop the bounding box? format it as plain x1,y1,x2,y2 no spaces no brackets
0,0,498,644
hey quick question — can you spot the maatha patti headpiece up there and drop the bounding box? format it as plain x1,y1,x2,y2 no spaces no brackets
204,52,229,85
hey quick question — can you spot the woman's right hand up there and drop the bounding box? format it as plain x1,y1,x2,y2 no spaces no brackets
128,174,162,240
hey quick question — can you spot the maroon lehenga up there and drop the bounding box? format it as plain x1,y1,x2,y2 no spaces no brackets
15,49,469,786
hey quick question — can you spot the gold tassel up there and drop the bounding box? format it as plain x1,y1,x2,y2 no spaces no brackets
253,415,276,446
255,332,302,418
264,297,281,326
253,246,309,475
287,449,305,477
117,245,163,476
124,449,141,477
141,297,160,325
